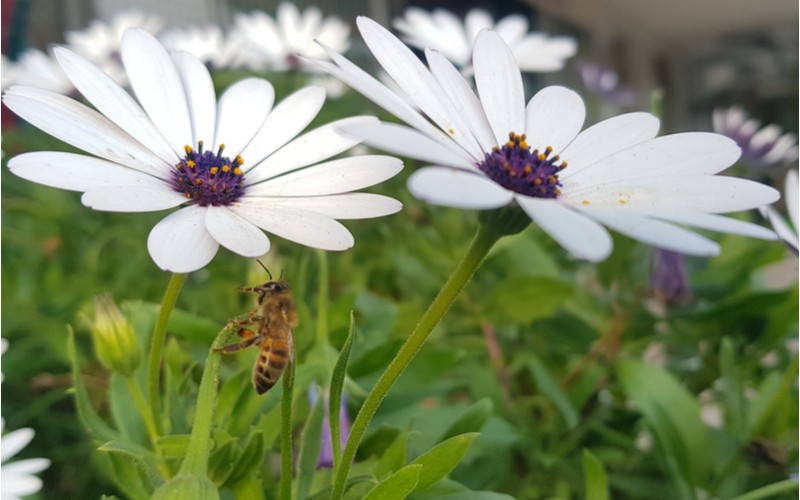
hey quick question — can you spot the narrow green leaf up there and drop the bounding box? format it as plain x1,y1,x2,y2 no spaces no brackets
362,464,422,500
330,311,357,473
526,356,579,428
155,434,191,458
439,399,493,442
224,431,266,488
297,385,326,500
408,432,479,492
208,439,238,485
747,356,799,438
105,451,154,500
437,493,516,500
731,479,800,500
99,440,162,495
279,348,296,500
375,430,416,479
719,338,746,439
582,449,609,500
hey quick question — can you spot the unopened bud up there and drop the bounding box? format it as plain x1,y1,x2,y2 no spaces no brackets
90,294,141,376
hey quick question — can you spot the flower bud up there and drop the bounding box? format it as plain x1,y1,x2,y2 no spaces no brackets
90,294,142,376
151,473,219,500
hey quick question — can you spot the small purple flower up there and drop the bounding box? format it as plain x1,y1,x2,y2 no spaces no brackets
651,248,692,305
575,60,636,108
713,106,798,169
308,386,350,469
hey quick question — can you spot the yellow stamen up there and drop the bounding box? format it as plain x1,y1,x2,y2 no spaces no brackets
210,167,219,175
233,167,243,176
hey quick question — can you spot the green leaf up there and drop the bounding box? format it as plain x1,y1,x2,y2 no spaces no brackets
208,438,238,485
582,449,609,500
375,431,415,479
719,338,746,439
437,492,516,500
617,359,711,499
747,355,799,438
99,440,162,498
330,311,356,470
485,277,572,324
525,356,579,428
224,431,266,488
296,385,326,500
362,464,422,500
408,432,479,492
155,434,192,458
439,398,493,442
105,450,155,500
731,479,800,500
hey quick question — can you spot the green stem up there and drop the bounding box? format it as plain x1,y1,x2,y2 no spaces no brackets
316,249,330,349
280,350,296,500
330,219,513,499
179,326,236,476
125,375,160,450
146,273,187,435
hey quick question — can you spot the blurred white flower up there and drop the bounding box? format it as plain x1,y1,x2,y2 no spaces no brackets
312,18,779,262
713,106,799,169
4,29,402,273
159,25,242,71
761,169,798,252
393,7,576,75
64,10,163,85
1,49,73,93
1,421,51,500
231,3,350,72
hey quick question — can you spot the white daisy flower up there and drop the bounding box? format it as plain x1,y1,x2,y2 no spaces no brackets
231,2,350,72
761,169,799,252
1,421,51,500
159,25,242,71
309,17,779,262
713,106,799,169
1,49,73,93
64,10,163,85
393,7,576,74
3,29,402,273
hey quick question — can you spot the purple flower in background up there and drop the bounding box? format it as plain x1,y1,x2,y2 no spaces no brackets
308,386,350,469
713,106,798,169
651,248,692,305
575,60,636,107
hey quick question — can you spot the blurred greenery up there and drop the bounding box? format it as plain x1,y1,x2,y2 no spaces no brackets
1,70,798,499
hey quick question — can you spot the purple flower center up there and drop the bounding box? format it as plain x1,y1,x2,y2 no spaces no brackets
477,132,567,198
171,142,246,206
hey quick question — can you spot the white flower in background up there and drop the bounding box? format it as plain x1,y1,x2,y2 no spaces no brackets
3,29,402,273
159,25,242,71
1,340,51,500
64,10,163,84
310,17,779,262
713,106,799,169
1,49,73,93
761,169,798,252
393,7,576,74
231,3,350,72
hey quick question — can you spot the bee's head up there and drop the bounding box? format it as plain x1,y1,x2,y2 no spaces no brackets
244,279,291,304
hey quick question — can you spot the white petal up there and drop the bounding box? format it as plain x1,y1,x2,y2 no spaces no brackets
240,86,325,169
3,87,169,176
339,121,473,169
761,133,799,166
356,17,483,159
646,211,778,240
172,51,216,146
516,197,612,261
147,206,219,272
231,201,354,250
465,9,494,40
3,457,50,476
750,124,782,150
563,175,779,213
581,208,720,256
408,167,513,209
245,193,402,219
82,186,186,212
0,428,34,461
214,78,274,155
8,152,167,191
560,113,660,180
786,169,799,231
473,29,525,144
246,116,378,184
513,37,577,72
246,155,402,196
53,46,178,167
306,39,468,161
121,29,192,154
495,14,528,44
205,206,270,257
426,49,497,152
763,205,799,251
524,86,585,153
0,472,43,497
567,133,742,188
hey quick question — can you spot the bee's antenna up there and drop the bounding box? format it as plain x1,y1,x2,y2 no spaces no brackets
256,259,273,280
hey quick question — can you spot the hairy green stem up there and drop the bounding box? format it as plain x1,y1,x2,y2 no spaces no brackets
146,273,187,435
330,215,520,499
280,351,296,500
179,326,236,476
125,375,160,449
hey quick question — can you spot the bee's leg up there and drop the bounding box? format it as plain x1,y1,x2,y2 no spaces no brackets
226,311,264,328
214,333,264,354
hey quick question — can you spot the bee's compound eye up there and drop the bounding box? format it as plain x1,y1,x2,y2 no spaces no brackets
268,283,283,292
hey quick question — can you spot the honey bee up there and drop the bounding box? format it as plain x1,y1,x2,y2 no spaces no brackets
216,263,298,394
